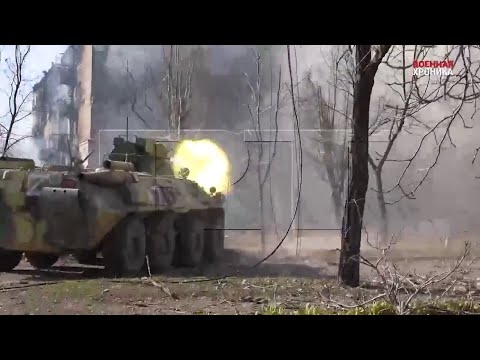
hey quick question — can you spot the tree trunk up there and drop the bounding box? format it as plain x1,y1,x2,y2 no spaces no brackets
258,163,266,255
323,142,343,223
338,45,376,287
332,191,343,225
374,169,389,246
259,187,266,254
2,121,15,157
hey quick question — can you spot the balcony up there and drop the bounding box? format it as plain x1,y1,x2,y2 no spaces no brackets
57,100,74,118
52,64,76,87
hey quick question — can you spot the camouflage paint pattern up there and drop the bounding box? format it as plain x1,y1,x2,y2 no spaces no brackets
0,137,225,255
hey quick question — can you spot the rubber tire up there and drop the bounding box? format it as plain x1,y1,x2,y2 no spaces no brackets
174,213,205,267
146,212,176,272
25,252,59,269
0,249,23,272
103,216,146,278
203,209,225,263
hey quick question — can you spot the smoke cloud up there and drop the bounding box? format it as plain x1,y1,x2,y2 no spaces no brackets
24,45,480,250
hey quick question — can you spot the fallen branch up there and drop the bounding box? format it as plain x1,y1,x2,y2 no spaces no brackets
142,255,178,300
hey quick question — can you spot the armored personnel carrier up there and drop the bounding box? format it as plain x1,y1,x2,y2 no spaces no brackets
0,136,226,277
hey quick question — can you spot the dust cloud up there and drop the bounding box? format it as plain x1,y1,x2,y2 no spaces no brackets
14,45,480,256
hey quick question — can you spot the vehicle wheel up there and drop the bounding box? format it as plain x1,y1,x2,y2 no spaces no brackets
174,212,205,267
25,252,59,269
146,212,176,272
203,208,225,263
102,216,146,277
0,249,23,272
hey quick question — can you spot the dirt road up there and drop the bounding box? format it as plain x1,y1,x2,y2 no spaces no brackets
1,232,480,314
0,252,334,315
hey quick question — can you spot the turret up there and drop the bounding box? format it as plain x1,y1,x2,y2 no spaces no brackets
107,136,175,176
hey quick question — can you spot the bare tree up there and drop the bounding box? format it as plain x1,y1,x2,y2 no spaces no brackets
0,45,32,157
301,46,353,224
164,45,195,136
379,46,480,204
365,46,420,244
366,45,446,245
123,45,198,136
338,45,391,287
244,49,283,254
339,45,480,287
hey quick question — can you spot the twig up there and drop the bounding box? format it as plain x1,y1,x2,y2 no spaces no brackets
318,290,387,310
142,255,176,300
0,280,62,292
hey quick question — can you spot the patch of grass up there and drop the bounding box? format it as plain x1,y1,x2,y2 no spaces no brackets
48,280,104,299
412,299,480,315
18,280,106,314
259,299,480,315
260,305,288,315
193,310,213,315
259,301,396,315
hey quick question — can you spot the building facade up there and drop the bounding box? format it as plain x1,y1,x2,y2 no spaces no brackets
31,45,253,169
32,45,83,165
32,45,109,168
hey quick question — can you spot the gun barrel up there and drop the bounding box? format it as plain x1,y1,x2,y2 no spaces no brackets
79,169,136,186
103,160,135,172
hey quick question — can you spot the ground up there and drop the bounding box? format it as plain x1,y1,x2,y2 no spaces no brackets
1,231,480,315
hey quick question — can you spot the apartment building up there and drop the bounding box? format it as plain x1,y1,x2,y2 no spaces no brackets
32,45,110,167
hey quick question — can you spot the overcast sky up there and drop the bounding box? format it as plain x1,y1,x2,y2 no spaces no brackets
0,45,69,136
23,45,69,75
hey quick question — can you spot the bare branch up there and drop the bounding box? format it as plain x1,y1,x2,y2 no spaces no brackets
1,45,32,157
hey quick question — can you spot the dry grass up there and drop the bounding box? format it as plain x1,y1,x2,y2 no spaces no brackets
0,231,479,315
0,276,332,315
1,269,479,315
